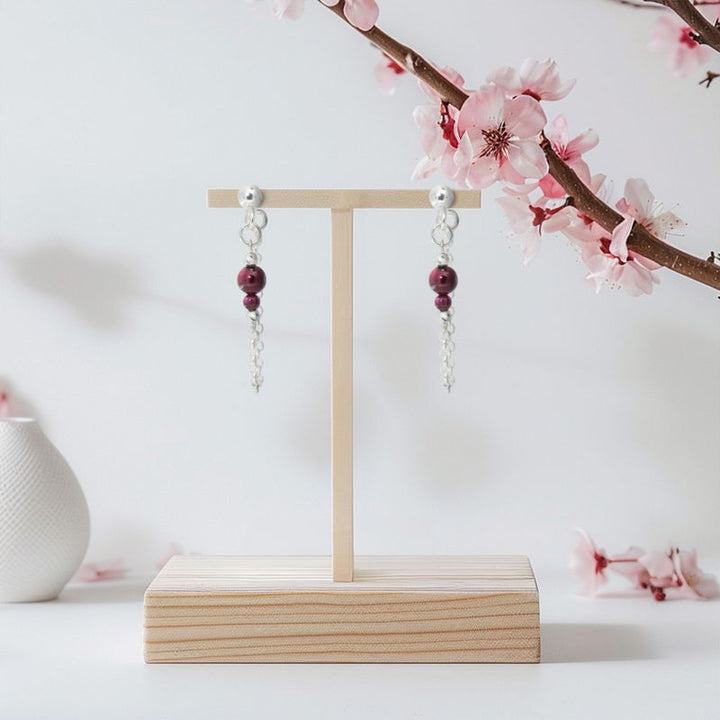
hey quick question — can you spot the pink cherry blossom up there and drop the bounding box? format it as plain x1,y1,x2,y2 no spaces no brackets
570,528,610,596
649,14,712,77
616,178,685,240
538,116,599,199
673,549,720,600
72,558,127,583
375,53,406,95
570,533,718,602
412,103,460,180
0,391,9,418
580,226,660,297
411,67,465,180
606,178,683,275
497,191,572,264
489,58,575,101
320,0,379,31
454,84,548,189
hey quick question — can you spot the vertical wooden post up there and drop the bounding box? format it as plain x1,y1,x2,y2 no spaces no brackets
331,208,354,582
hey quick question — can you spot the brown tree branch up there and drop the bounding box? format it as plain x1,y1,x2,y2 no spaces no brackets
319,0,720,291
645,0,720,52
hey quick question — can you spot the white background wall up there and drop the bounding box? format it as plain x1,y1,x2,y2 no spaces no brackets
1,0,718,574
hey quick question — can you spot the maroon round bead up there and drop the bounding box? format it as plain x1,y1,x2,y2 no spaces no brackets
237,265,266,294
429,265,458,294
434,294,452,312
243,293,260,311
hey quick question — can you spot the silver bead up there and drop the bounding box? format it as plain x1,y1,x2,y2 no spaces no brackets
429,185,455,209
239,185,263,208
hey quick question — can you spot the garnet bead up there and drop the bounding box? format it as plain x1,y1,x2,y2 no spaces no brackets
237,265,267,294
429,265,458,294
243,294,260,311
434,294,452,312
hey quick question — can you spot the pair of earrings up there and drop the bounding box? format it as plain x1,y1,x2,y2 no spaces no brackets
235,185,460,393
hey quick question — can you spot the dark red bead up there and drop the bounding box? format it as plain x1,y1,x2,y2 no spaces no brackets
243,294,260,311
429,265,458,294
237,265,266,294
434,294,452,312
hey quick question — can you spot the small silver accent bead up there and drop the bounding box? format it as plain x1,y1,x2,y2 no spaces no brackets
429,185,455,209
239,185,263,208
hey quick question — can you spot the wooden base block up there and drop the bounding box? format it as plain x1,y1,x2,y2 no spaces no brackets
143,555,540,664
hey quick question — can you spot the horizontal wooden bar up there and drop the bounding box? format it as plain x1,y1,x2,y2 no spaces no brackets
207,189,481,210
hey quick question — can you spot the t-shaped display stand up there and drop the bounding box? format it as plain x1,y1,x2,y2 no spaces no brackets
143,189,540,664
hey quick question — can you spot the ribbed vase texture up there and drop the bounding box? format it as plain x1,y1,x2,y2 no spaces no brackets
0,419,89,601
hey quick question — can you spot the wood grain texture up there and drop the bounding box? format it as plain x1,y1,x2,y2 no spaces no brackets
207,189,482,209
144,556,540,664
331,209,354,582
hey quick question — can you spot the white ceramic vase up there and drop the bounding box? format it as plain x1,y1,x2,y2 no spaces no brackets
0,418,90,601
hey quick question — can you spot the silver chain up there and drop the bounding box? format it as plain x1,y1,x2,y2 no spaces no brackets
439,308,456,392
248,307,264,393
432,206,458,266
432,204,459,393
239,195,267,393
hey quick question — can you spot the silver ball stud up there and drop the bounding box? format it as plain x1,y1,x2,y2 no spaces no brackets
429,185,455,209
239,185,263,208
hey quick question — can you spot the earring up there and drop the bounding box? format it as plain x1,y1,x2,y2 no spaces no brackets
428,186,459,393
237,185,268,393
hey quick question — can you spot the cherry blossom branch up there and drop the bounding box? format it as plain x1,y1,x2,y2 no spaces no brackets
320,0,720,291
646,0,720,51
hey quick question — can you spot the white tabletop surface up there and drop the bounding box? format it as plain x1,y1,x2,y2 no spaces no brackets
2,564,719,720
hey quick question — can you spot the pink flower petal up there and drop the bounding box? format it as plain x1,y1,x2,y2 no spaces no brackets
622,178,655,220
375,62,399,95
520,230,542,265
496,195,532,234
674,549,719,599
570,528,609,597
466,154,500,189
538,174,565,199
341,0,379,31
506,139,548,179
503,94,546,138
638,550,675,584
545,115,569,146
457,86,505,136
565,128,599,159
411,155,441,180
609,217,634,262
487,66,522,95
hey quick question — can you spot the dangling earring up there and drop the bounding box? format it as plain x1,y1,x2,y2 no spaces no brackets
428,186,459,393
237,185,268,393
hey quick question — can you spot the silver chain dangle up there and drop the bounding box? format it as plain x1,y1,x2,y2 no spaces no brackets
237,185,268,393
428,186,460,393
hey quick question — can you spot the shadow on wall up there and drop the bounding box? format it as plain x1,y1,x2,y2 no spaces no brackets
3,242,145,329
2,239,317,336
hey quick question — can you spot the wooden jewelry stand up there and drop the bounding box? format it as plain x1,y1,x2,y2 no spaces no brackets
143,189,540,663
